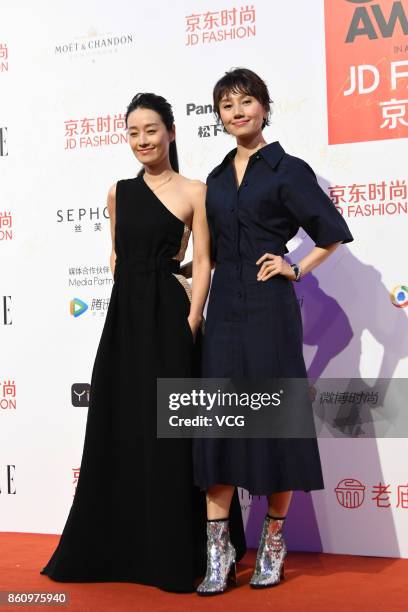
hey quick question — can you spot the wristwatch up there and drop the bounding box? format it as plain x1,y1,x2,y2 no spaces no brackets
290,263,302,282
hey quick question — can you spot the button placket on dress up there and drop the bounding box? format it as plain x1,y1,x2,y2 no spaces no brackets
234,155,259,321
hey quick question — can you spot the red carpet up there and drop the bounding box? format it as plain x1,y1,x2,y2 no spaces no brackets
0,532,407,611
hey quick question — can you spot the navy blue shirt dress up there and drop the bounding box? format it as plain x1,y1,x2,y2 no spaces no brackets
193,141,354,495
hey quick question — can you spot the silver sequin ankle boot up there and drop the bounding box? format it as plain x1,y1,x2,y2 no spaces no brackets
196,519,237,596
250,515,287,588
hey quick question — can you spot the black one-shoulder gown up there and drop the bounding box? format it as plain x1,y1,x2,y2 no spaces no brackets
40,175,247,592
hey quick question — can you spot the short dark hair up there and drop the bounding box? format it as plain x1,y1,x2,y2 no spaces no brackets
213,68,273,130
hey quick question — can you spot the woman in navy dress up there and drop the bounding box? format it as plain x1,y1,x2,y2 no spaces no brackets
195,68,353,595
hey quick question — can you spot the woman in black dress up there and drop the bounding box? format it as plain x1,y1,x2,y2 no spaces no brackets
195,69,354,595
40,92,245,592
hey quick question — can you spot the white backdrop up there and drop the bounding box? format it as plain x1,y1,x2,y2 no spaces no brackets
1,0,408,557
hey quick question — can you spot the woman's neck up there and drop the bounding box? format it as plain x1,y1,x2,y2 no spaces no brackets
143,159,173,177
235,135,267,162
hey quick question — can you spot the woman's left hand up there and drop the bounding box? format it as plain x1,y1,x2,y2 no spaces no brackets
255,253,295,281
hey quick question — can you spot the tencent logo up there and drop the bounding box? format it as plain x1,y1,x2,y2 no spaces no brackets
70,298,88,317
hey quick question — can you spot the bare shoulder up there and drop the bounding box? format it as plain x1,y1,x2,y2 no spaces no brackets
177,174,206,202
188,178,206,192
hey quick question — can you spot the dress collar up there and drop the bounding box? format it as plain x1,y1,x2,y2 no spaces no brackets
208,141,285,178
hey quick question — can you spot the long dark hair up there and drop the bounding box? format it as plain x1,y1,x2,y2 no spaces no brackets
213,68,273,130
125,92,179,175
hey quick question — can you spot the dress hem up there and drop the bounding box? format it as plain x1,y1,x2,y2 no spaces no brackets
195,480,325,496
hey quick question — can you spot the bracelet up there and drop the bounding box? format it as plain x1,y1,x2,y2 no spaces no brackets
290,263,302,282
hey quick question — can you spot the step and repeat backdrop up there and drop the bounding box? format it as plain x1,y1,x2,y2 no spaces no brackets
1,0,408,557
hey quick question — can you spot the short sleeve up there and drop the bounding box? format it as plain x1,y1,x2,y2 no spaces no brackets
280,157,354,248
